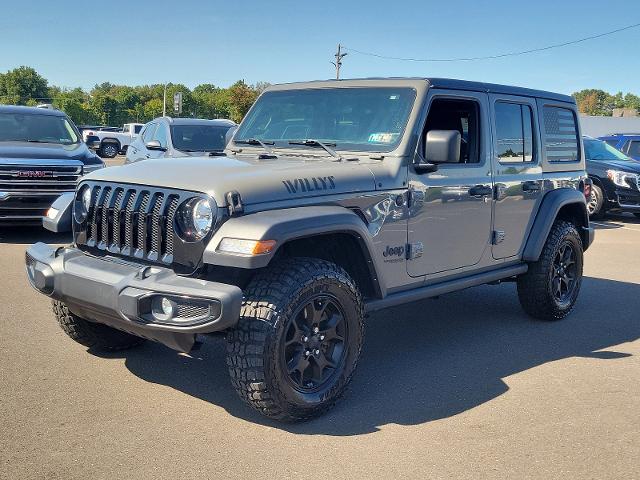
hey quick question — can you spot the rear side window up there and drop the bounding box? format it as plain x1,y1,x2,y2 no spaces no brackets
543,106,580,162
134,125,143,134
602,138,620,148
495,102,534,162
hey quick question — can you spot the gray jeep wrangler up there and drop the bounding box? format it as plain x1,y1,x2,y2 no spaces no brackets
26,78,594,422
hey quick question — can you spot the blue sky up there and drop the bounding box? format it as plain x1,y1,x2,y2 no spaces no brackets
1,0,639,95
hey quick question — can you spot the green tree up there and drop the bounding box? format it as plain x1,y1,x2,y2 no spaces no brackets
51,88,93,124
0,66,48,105
227,80,258,123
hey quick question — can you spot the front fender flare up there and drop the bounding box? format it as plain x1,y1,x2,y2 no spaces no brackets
522,188,592,262
203,205,381,278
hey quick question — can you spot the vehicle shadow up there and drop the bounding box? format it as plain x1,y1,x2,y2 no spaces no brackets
92,276,639,436
0,225,71,245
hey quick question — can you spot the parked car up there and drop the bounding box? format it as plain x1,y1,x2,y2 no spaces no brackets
0,105,104,224
584,136,640,218
598,133,640,161
125,117,236,163
83,123,144,158
26,78,593,422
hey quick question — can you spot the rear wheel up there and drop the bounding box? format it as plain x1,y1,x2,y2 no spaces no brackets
52,301,145,351
226,258,364,422
517,221,583,321
586,184,605,219
99,142,119,158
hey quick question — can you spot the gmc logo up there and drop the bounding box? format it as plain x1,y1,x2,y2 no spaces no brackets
15,171,53,178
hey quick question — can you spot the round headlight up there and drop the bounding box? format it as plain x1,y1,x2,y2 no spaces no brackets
177,197,217,241
75,185,92,223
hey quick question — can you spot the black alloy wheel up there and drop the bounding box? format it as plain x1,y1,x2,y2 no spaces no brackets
282,294,348,393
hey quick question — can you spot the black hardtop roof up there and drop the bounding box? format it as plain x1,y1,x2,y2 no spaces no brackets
425,78,575,104
270,77,575,104
0,105,66,116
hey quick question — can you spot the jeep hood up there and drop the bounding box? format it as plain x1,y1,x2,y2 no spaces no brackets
86,155,377,205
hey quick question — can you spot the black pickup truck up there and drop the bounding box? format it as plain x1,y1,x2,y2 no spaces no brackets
0,105,104,224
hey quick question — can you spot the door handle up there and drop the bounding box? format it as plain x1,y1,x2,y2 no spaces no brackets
145,154,150,159
522,181,541,192
468,185,492,197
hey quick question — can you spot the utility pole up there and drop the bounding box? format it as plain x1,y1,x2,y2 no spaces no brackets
162,83,168,117
331,43,347,80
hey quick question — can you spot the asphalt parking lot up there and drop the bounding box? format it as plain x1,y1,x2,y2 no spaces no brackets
1,157,638,479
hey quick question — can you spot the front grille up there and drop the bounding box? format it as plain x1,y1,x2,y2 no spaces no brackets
0,164,81,191
77,181,202,265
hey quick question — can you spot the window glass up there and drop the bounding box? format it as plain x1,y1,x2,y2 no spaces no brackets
495,102,534,163
134,125,143,134
602,138,619,148
583,138,632,161
153,124,168,148
142,123,156,143
170,124,232,151
0,113,79,144
543,106,579,162
423,98,480,163
235,88,416,153
627,141,640,158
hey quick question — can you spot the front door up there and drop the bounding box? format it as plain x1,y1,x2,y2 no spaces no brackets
489,94,543,259
407,91,494,277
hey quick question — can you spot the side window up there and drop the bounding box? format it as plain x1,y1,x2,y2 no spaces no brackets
543,106,580,162
134,125,143,134
627,141,640,158
142,123,156,143
153,124,168,148
495,102,534,163
423,98,480,164
603,138,619,148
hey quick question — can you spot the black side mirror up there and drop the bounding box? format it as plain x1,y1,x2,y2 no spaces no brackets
145,140,166,151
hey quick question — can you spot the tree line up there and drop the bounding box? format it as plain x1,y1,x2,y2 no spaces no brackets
0,66,267,126
1,66,639,124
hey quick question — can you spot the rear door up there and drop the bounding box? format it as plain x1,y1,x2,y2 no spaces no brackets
489,94,542,259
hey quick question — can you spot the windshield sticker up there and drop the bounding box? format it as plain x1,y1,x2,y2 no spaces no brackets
283,176,335,194
368,133,399,144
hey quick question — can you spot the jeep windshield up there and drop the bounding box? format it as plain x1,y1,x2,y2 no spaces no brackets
233,87,416,153
0,112,79,144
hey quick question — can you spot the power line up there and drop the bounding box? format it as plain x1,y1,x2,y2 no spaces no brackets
343,22,640,62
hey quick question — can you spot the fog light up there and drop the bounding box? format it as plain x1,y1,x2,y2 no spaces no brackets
151,296,175,322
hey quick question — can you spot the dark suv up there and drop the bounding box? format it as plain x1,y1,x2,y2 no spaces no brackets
598,134,640,161
0,105,104,224
584,136,640,218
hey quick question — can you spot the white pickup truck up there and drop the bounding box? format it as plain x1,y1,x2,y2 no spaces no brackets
83,123,145,158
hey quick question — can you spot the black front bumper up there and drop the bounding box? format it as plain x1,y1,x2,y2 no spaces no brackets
25,243,243,352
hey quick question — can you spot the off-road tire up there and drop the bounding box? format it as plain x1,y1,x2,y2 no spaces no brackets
99,142,119,158
587,184,605,219
517,221,583,321
52,301,145,351
226,258,364,422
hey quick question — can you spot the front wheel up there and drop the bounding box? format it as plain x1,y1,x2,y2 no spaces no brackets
517,221,584,321
586,184,605,219
226,258,364,422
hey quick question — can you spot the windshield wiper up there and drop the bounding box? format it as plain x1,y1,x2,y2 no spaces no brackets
208,151,227,156
288,139,342,161
234,138,277,158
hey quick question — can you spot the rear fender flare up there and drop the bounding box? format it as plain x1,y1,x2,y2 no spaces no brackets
522,188,591,261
